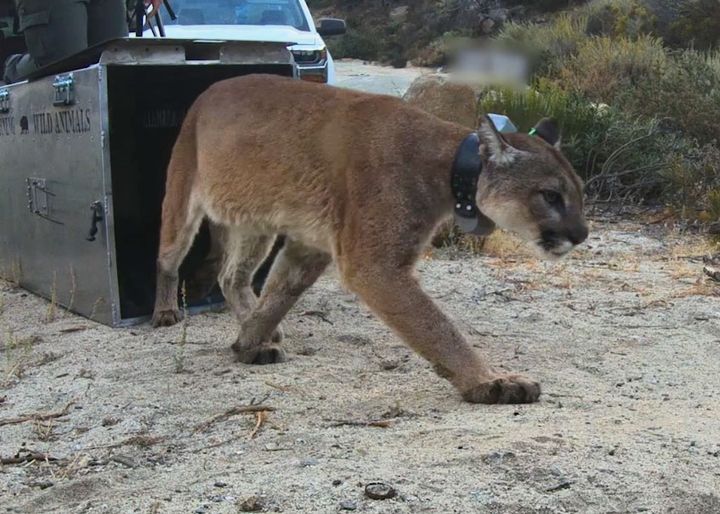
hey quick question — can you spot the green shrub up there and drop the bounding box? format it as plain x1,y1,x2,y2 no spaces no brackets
661,143,720,216
478,82,695,204
479,80,611,176
629,49,720,144
583,0,657,39
555,35,668,103
665,0,720,50
707,189,720,222
326,27,381,61
495,14,588,74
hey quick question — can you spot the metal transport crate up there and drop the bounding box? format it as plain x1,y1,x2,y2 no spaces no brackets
0,38,296,326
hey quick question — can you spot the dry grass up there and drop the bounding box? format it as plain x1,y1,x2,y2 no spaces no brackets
1,260,23,287
33,419,57,442
88,297,106,321
465,231,533,259
670,261,698,280
67,265,77,312
45,271,58,323
3,333,40,385
174,283,188,374
670,279,719,299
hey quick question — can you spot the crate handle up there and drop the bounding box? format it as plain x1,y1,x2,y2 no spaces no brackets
86,201,103,241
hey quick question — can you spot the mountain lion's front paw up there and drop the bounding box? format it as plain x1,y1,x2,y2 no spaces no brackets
461,374,541,404
152,309,183,328
232,341,287,365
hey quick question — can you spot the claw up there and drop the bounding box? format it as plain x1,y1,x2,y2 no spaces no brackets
462,375,541,404
152,309,183,328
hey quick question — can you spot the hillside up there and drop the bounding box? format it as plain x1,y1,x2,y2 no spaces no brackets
309,0,720,67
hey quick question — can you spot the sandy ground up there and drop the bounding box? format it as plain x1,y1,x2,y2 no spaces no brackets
1,219,719,513
2,64,720,513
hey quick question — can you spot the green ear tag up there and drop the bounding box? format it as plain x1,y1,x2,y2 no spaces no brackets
528,128,537,136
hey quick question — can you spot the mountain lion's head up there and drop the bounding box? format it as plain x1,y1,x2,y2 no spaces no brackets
475,116,588,259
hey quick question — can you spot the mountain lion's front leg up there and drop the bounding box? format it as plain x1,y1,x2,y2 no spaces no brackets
344,267,540,404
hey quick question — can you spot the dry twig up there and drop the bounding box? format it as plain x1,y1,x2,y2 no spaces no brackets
325,418,394,428
249,410,268,439
0,402,74,427
1,451,63,466
194,405,275,433
301,310,333,324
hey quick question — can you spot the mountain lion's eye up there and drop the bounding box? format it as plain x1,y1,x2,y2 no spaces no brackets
542,190,563,206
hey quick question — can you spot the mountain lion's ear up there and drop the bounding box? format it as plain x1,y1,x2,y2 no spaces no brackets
531,117,561,148
477,114,517,165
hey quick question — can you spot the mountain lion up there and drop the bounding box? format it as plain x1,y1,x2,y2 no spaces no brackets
152,74,588,404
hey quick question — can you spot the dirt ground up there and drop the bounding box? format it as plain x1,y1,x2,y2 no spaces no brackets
2,218,719,514
2,64,720,513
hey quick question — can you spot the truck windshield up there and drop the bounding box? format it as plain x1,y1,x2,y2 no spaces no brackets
165,0,310,31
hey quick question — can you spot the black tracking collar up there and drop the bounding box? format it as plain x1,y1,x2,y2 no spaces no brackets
451,132,482,219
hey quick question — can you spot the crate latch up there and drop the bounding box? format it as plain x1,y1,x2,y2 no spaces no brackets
53,74,75,106
0,88,9,113
26,178,50,217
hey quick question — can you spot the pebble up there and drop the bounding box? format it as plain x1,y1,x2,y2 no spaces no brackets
365,482,396,500
238,496,264,512
299,457,319,467
332,479,342,486
339,500,357,510
29,480,53,490
214,481,227,488
482,451,516,465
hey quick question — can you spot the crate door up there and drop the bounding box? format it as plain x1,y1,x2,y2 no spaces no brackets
0,67,118,325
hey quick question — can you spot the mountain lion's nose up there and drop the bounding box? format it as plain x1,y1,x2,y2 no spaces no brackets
568,224,588,245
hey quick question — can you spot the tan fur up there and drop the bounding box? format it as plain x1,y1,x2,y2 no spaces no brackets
152,74,588,404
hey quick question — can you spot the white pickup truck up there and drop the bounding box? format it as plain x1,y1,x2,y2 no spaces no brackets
140,0,345,84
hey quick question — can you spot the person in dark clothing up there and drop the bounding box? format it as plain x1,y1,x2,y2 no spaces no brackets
3,0,130,83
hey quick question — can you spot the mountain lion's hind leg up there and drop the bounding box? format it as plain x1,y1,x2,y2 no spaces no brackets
152,202,204,328
216,229,283,341
232,239,331,364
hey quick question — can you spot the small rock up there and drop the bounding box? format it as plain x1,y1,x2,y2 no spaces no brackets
299,458,318,467
332,479,342,486
339,500,357,510
364,482,396,500
194,506,208,514
110,454,136,468
238,496,264,512
29,480,53,489
101,417,119,427
482,451,516,465
214,481,227,488
546,480,573,493
337,334,372,346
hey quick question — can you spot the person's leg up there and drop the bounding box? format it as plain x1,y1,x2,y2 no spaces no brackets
4,0,89,83
87,0,128,46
